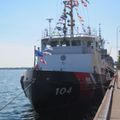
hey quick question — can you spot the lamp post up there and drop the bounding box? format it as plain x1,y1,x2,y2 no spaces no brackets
116,26,120,57
116,26,120,69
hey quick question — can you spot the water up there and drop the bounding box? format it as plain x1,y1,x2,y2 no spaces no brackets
0,69,99,120
0,69,40,120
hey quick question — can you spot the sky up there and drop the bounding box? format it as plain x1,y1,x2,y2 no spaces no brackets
0,0,120,67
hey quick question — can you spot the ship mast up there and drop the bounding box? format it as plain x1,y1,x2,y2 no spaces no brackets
99,24,105,49
63,0,75,36
70,0,74,36
63,1,67,37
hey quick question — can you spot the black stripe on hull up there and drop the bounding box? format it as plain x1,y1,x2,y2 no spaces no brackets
21,69,111,113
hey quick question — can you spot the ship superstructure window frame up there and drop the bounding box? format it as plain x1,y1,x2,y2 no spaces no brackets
87,41,92,47
60,39,70,46
72,39,81,46
50,40,59,47
41,36,96,52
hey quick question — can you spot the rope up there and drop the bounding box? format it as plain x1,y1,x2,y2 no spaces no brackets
0,79,35,112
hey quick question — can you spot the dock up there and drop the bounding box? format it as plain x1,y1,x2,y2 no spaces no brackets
94,70,120,120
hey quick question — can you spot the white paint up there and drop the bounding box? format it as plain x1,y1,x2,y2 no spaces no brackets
39,53,93,72
56,87,72,95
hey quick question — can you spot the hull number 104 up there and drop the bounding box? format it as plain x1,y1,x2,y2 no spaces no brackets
56,87,72,95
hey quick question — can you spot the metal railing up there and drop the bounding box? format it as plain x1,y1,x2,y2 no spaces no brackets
93,74,116,120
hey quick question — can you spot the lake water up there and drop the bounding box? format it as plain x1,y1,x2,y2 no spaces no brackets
0,69,41,120
0,69,99,120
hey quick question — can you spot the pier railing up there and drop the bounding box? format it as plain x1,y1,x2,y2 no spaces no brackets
93,73,117,120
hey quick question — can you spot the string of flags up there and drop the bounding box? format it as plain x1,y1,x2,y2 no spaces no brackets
75,7,84,22
64,0,89,8
81,0,89,7
53,0,90,35
65,0,79,8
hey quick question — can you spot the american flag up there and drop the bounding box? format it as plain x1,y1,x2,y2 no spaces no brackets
35,50,43,57
40,57,47,64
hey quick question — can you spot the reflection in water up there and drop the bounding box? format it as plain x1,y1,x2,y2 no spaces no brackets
20,102,99,120
21,104,82,120
20,104,39,120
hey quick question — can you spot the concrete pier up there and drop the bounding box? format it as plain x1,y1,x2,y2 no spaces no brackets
94,71,120,120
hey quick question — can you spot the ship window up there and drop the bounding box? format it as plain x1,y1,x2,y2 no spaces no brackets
41,41,47,50
66,40,70,46
50,41,59,47
72,40,81,46
96,42,98,48
60,40,70,46
42,42,46,47
87,41,92,47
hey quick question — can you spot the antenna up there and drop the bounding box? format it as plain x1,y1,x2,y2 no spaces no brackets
99,23,101,40
99,24,104,48
46,18,53,38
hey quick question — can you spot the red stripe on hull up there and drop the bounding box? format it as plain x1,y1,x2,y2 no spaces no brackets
74,72,95,97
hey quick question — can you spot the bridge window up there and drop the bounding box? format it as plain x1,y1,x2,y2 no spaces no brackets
50,41,59,47
87,41,92,47
72,40,81,46
60,40,70,46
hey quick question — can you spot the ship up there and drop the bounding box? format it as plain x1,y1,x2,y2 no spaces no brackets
20,0,114,114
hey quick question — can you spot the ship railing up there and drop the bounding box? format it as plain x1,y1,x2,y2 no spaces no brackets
42,33,98,39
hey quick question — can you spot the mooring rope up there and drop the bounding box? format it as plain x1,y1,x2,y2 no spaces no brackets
0,79,35,112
